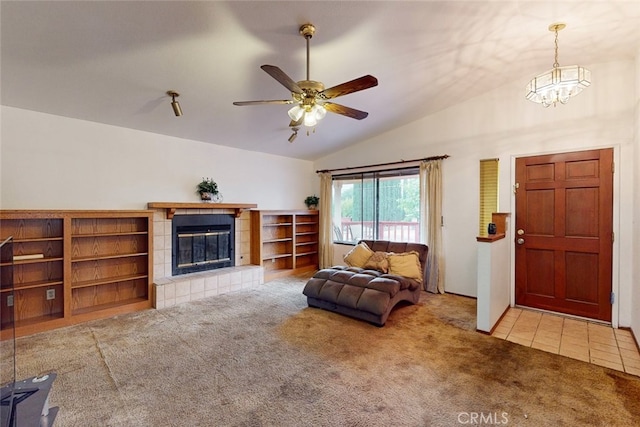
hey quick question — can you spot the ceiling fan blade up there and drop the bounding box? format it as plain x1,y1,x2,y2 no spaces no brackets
233,100,293,106
289,116,303,127
323,102,369,120
261,65,303,94
319,75,378,100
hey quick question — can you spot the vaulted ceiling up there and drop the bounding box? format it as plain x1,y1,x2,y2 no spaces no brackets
2,1,639,160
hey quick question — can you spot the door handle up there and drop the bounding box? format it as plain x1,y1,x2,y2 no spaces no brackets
517,238,525,245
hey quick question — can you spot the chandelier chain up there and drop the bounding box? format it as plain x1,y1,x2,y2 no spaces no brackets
553,27,560,69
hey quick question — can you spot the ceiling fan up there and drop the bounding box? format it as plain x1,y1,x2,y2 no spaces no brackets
233,23,378,139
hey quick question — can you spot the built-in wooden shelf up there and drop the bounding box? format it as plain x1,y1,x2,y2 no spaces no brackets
476,234,506,243
0,210,153,339
147,202,258,219
251,210,319,281
476,212,510,243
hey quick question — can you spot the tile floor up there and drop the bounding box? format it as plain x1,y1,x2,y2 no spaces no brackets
492,307,640,377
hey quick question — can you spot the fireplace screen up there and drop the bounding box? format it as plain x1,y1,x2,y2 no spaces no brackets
177,229,230,268
172,214,234,275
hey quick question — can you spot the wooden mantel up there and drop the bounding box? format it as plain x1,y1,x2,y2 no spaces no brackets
147,202,257,219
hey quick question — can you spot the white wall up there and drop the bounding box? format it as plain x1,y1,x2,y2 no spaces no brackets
476,237,510,333
315,59,637,328
632,51,640,339
0,107,317,210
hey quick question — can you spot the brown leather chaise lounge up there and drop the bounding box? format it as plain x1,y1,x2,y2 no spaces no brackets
302,240,428,326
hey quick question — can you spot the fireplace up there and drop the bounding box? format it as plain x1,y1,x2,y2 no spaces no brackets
172,214,235,276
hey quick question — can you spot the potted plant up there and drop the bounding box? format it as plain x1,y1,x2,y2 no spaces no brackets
196,177,219,201
304,195,319,210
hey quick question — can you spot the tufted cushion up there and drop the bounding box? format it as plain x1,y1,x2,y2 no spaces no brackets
388,251,423,283
343,242,373,268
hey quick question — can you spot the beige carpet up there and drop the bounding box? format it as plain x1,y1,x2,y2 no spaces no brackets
5,276,640,426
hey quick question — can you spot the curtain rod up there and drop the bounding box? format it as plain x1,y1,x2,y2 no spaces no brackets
315,154,450,174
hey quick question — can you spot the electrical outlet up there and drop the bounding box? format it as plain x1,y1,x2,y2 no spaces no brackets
7,295,13,307
46,289,55,300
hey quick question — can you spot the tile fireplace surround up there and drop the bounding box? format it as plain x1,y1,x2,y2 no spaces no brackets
150,205,263,309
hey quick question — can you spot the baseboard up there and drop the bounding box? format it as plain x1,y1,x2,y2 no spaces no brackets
476,305,511,335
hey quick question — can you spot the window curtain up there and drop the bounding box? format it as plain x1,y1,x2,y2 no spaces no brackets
420,159,444,293
318,172,334,268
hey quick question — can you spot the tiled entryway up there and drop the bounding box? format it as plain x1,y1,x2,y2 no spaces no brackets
492,307,640,377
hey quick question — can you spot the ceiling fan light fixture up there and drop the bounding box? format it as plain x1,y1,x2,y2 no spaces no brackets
288,105,304,121
303,111,318,127
526,23,591,107
167,91,182,116
314,104,327,120
293,104,326,128
232,22,378,137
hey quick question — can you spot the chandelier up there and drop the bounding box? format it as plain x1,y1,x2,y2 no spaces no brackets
526,23,591,107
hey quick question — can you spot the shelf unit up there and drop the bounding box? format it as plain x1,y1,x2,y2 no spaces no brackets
0,210,153,338
70,216,150,317
294,212,320,271
0,217,65,331
251,210,318,281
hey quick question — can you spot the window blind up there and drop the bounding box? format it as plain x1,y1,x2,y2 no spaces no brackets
479,159,499,236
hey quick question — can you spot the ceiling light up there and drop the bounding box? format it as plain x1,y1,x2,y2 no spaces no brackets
167,91,182,116
303,110,318,127
313,104,327,121
526,23,591,107
288,103,327,129
288,105,304,121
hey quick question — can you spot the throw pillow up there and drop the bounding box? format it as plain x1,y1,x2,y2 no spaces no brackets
343,242,373,268
388,251,423,282
363,251,390,273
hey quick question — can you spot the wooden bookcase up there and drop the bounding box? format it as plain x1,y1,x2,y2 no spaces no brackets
294,212,320,271
250,210,318,281
0,216,65,330
0,210,153,338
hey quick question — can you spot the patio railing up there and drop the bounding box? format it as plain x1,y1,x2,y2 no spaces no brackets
337,220,420,243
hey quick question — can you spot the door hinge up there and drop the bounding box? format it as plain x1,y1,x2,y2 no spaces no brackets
610,292,615,304
612,232,615,243
612,161,615,173
513,182,519,194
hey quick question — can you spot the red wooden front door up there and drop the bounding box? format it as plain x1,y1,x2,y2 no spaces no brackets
515,148,613,321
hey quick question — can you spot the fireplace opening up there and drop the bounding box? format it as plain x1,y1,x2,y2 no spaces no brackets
172,214,235,276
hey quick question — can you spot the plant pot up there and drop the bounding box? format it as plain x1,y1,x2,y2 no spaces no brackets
201,192,223,203
307,205,317,210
